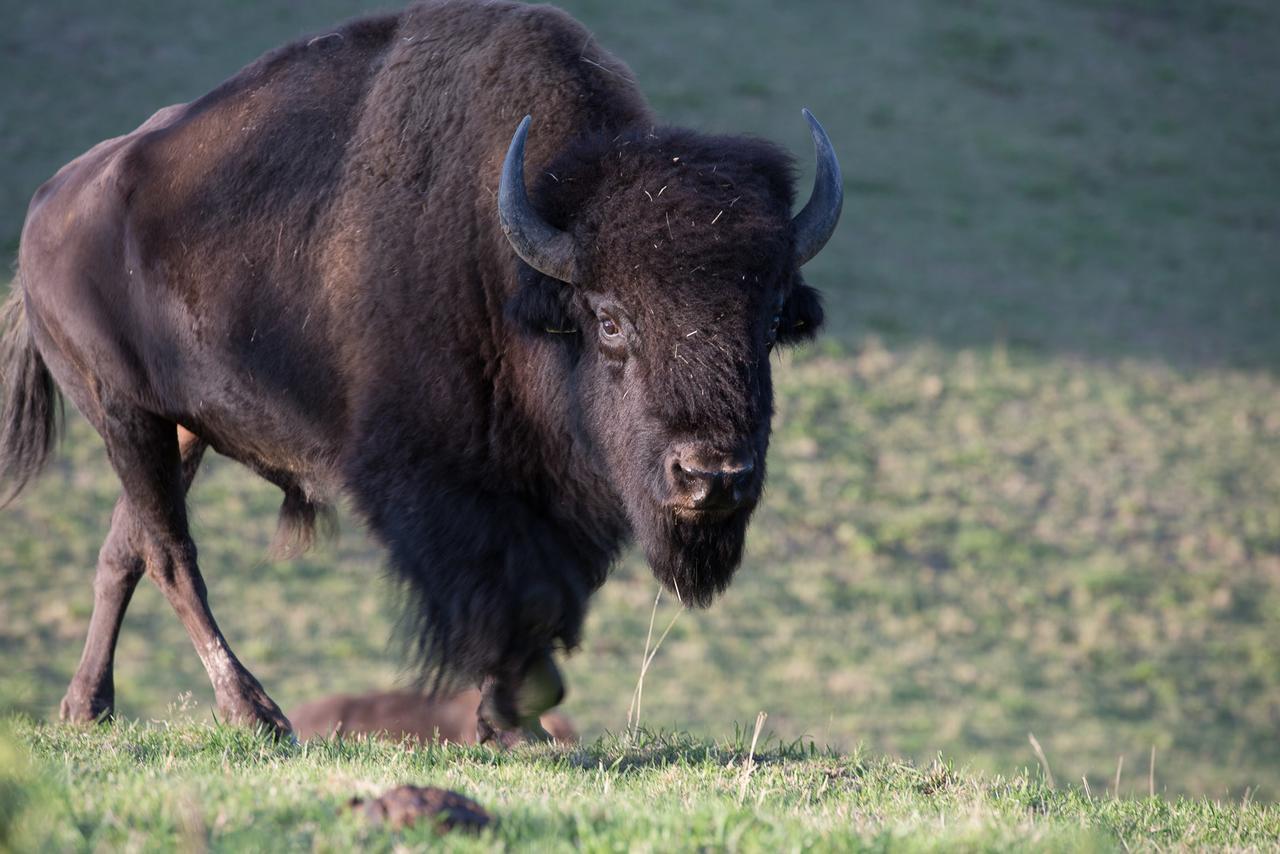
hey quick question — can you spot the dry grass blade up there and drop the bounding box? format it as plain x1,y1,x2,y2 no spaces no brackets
625,588,661,734
737,711,768,805
626,585,683,736
1028,733,1056,789
1149,746,1156,798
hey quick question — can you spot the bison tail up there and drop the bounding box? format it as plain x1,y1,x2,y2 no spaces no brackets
269,487,338,559
0,275,62,507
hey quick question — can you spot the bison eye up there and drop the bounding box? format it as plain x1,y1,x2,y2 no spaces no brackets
767,313,782,346
599,315,622,339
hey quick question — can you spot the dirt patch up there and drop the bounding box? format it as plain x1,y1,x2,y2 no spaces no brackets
348,785,492,833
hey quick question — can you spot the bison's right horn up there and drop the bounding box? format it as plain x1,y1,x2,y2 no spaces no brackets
498,116,581,283
792,109,843,266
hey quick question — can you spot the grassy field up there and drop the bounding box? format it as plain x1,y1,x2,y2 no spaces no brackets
5,719,1280,851
2,0,1279,846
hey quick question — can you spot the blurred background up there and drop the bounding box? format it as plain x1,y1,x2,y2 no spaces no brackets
1,0,1277,801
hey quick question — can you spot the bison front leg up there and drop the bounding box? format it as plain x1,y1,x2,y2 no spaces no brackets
477,649,566,745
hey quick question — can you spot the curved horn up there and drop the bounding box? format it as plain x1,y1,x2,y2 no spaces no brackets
793,109,843,266
498,116,580,283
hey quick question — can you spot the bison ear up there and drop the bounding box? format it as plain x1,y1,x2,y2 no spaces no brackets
776,282,824,345
505,268,578,336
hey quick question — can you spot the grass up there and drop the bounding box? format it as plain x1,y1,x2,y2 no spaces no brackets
2,0,1280,847
4,718,1279,851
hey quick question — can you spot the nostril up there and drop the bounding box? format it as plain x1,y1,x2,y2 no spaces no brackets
666,444,757,510
685,476,711,504
670,456,698,484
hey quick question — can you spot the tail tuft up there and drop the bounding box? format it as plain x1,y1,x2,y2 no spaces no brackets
270,487,338,559
0,278,62,507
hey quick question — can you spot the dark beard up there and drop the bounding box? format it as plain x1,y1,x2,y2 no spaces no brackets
634,503,753,607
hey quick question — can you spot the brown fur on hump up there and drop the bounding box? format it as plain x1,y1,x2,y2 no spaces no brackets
314,0,653,359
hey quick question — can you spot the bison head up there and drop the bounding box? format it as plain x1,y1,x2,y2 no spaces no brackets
499,112,841,606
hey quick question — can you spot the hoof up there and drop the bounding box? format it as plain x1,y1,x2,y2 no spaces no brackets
476,716,550,749
478,651,566,746
59,686,113,725
515,653,565,718
216,687,294,740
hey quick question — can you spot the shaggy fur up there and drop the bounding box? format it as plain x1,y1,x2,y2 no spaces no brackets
4,0,828,728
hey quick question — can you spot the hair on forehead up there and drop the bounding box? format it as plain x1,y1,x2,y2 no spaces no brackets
532,126,797,231
530,127,799,295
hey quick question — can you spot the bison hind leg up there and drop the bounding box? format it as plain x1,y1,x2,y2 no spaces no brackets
270,486,337,559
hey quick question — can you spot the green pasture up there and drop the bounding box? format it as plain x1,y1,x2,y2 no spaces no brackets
4,720,1279,852
2,0,1279,846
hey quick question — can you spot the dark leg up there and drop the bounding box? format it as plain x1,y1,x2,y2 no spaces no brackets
60,428,206,723
475,550,575,745
148,534,291,736
59,501,146,722
477,649,565,745
67,414,289,736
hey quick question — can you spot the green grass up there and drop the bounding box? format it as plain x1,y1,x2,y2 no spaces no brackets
4,718,1278,851
2,0,1280,846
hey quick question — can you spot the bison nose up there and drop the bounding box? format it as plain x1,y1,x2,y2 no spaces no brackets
667,444,757,513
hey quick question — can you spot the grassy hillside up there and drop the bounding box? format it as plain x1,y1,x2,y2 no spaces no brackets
4,720,1279,851
2,0,1278,824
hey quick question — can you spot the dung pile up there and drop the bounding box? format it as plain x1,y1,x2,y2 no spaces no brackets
348,785,492,833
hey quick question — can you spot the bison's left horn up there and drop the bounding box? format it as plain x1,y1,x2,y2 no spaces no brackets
793,109,843,266
498,116,581,283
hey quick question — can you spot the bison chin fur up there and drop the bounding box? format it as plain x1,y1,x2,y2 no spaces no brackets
633,503,753,608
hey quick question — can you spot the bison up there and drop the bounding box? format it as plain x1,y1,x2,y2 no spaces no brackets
1,0,841,738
